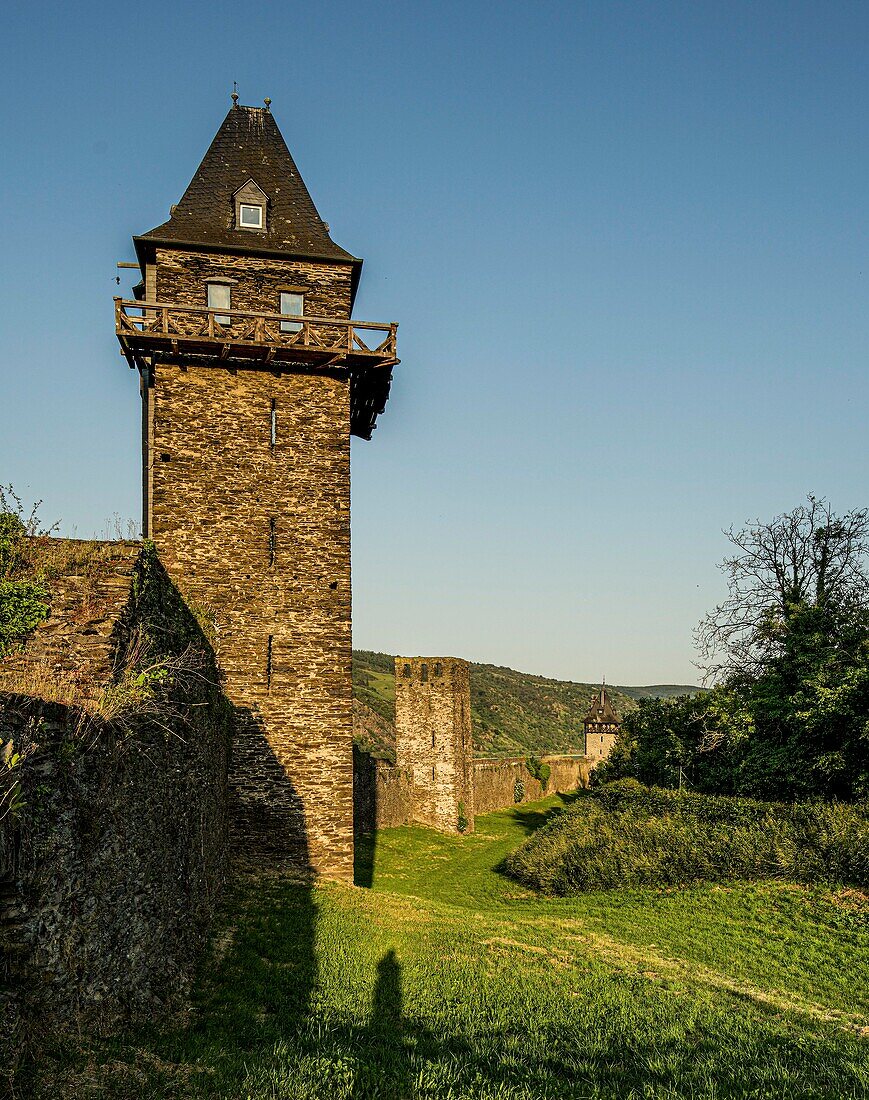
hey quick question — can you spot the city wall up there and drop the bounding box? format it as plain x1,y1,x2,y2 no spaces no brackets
353,752,590,832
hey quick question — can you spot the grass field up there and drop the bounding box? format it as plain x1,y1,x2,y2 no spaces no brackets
32,796,869,1099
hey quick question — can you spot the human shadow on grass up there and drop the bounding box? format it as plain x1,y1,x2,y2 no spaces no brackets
350,949,415,1099
173,846,869,1100
239,943,869,1100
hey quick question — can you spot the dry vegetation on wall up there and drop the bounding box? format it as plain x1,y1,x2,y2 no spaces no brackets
0,534,217,726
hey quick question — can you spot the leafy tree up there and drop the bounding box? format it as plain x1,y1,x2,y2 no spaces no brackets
695,495,869,681
595,691,749,794
602,498,869,800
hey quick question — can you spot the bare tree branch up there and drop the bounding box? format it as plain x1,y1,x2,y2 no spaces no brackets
695,496,869,682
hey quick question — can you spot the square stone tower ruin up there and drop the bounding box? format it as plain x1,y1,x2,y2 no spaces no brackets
394,658,475,833
116,100,398,879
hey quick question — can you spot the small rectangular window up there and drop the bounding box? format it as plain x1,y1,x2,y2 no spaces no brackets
207,282,231,326
270,399,277,448
266,635,274,692
239,203,263,228
280,291,303,334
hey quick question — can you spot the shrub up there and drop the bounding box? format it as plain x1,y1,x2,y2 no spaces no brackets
513,777,525,803
0,489,52,659
526,756,551,791
505,781,869,894
457,802,469,834
0,577,49,659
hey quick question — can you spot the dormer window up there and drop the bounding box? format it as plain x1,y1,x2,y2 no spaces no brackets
239,203,263,229
234,178,269,232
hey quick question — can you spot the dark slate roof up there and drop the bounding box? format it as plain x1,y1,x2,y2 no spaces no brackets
584,685,620,725
136,105,360,267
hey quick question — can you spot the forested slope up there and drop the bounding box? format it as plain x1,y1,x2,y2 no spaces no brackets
352,649,699,760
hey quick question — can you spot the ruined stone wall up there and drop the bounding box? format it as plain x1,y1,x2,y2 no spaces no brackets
394,657,475,834
0,544,232,1067
472,755,590,815
147,249,355,880
0,541,141,689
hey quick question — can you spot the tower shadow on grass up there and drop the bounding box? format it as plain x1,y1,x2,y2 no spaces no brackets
353,744,377,887
212,707,320,1045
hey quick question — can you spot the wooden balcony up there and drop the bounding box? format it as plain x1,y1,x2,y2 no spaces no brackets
114,298,399,438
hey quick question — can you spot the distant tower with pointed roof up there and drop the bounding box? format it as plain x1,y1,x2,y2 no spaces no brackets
583,682,620,764
116,99,399,879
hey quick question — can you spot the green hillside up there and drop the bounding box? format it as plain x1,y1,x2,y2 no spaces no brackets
352,650,702,760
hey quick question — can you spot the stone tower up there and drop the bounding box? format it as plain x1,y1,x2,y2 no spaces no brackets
116,100,398,880
583,682,620,764
394,658,475,833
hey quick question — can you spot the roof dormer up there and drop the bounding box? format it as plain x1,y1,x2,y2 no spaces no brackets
233,178,268,232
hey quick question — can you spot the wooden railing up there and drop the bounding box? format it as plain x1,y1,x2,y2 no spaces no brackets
114,298,398,367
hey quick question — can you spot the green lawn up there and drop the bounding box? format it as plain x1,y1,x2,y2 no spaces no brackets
33,796,869,1099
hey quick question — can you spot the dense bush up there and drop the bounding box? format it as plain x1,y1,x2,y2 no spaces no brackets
505,781,869,894
526,755,551,791
0,490,50,659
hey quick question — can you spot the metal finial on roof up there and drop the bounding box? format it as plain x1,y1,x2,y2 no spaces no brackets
264,97,272,111
231,82,239,107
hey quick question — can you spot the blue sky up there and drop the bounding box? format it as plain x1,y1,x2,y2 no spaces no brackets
1,1,866,684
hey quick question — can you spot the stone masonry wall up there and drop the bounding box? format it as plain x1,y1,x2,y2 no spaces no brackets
394,658,475,834
353,752,590,831
585,727,619,764
352,746,413,835
472,755,590,815
146,249,355,880
154,249,353,322
0,543,232,1069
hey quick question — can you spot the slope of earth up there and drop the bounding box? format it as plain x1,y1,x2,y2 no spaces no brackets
353,650,703,760
35,798,869,1099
